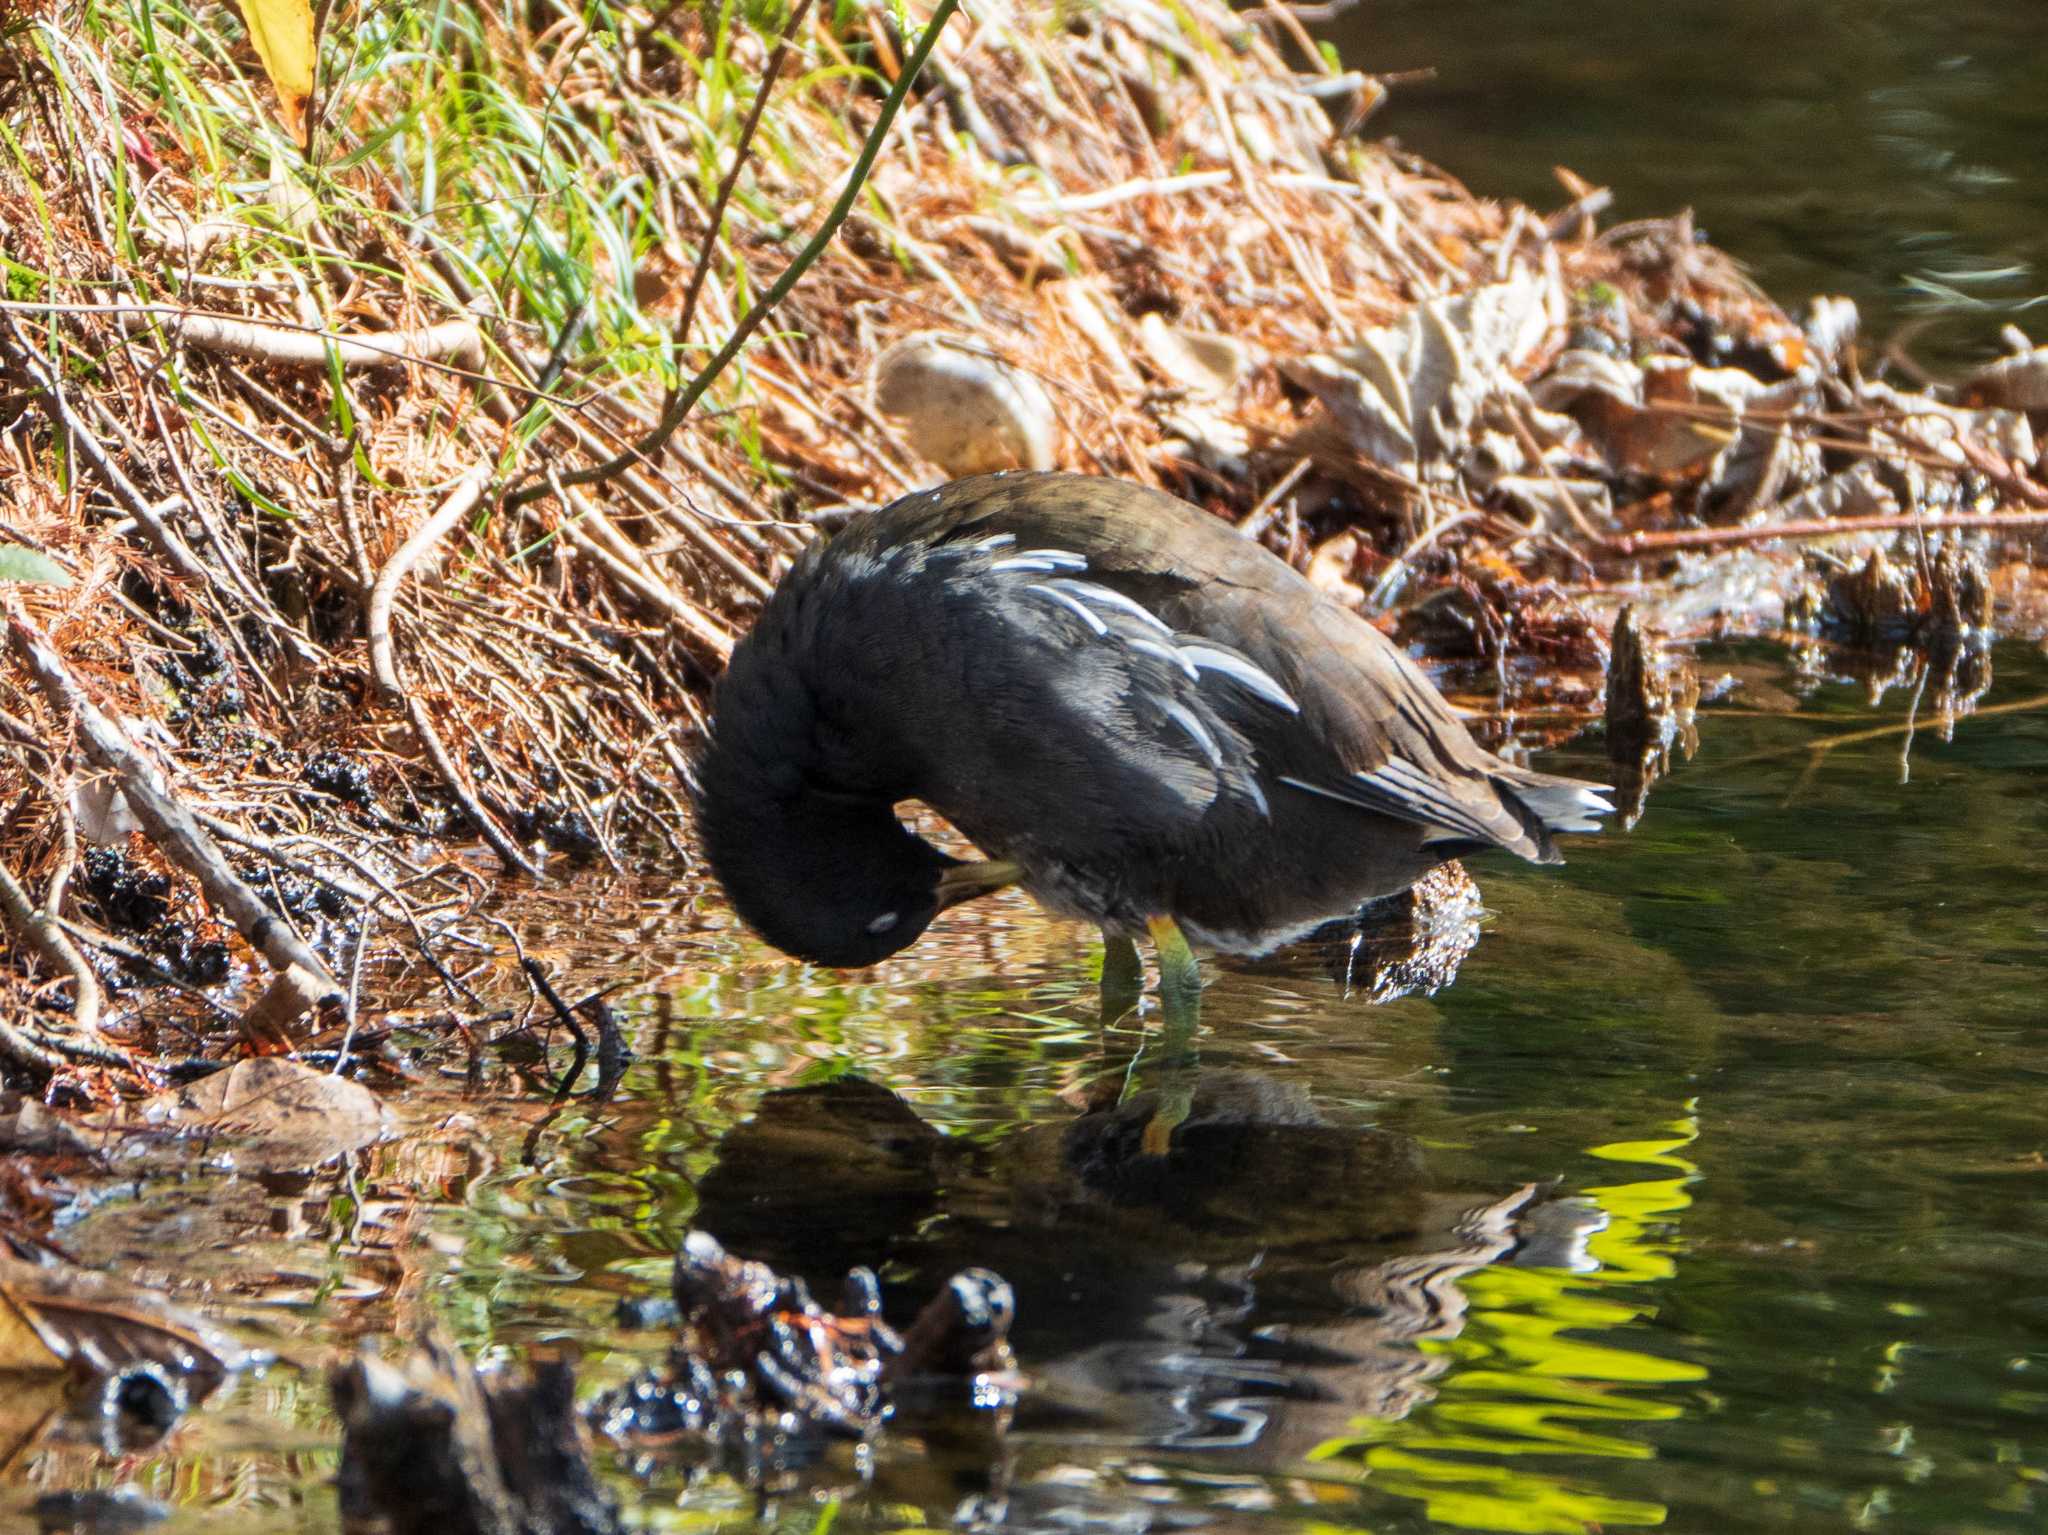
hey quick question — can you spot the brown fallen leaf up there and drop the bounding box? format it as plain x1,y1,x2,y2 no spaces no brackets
0,1253,248,1379
94,1057,393,1172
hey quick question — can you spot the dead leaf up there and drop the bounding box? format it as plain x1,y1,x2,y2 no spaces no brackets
1493,475,1613,532
99,1057,393,1171
0,1254,248,1380
1964,343,2048,412
1281,271,1557,482
872,331,1058,477
240,0,318,137
1306,531,1365,606
1136,313,1250,399
0,1376,68,1477
0,1094,93,1156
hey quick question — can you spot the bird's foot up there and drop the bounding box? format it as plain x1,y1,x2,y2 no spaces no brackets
1145,915,1202,1029
1099,933,1143,1027
1129,915,1202,1151
1138,1074,1196,1157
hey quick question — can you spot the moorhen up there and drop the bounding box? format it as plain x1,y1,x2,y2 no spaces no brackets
696,472,1608,1018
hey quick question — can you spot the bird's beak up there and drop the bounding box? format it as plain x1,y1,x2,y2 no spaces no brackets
935,858,1023,910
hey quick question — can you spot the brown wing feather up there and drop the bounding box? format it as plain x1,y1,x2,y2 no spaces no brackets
873,472,1563,861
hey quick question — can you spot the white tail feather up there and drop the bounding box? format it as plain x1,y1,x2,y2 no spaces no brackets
1511,779,1614,835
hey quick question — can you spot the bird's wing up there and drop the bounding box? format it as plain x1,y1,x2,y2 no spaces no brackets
879,473,1590,859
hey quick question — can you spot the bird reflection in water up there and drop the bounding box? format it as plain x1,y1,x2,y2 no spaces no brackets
684,1067,1606,1519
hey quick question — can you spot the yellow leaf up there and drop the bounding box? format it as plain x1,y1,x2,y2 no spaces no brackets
241,0,318,137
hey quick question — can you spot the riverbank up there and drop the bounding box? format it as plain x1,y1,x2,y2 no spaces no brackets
2,0,2046,1083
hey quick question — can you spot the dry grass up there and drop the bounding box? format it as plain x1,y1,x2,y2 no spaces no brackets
0,0,2041,1072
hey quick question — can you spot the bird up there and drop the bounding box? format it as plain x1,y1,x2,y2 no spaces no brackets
695,471,1610,1024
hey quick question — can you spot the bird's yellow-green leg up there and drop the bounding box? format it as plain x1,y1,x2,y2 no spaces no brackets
1099,932,1143,1027
1138,915,1201,1156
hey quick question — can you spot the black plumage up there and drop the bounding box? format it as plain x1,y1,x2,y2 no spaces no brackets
696,472,1608,971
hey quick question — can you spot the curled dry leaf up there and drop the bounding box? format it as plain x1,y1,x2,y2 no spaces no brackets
1964,343,2048,413
872,331,1058,477
1281,270,1557,482
1135,313,1251,399
1306,531,1366,606
0,1253,248,1380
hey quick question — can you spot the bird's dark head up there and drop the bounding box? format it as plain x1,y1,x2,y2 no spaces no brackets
696,644,1016,966
697,782,966,968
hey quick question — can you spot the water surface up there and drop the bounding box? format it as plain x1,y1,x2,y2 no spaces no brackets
1331,0,2047,365
31,640,2048,1534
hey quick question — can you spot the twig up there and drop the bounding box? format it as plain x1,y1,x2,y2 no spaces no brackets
0,300,541,395
332,896,372,1075
515,0,962,507
0,851,102,1035
1605,509,2048,556
362,467,544,878
0,1017,72,1079
520,956,589,1098
0,316,216,598
1014,170,1229,216
404,677,542,877
670,0,816,368
3,599,342,994
116,305,484,373
368,465,491,703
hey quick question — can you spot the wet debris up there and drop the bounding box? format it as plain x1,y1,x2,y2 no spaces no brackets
1963,331,2048,412
1603,605,1699,827
84,1057,392,1172
31,1485,170,1533
301,749,376,807
0,1250,245,1502
0,1250,249,1384
1792,543,1995,649
331,1330,622,1535
593,1231,1016,1483
0,1092,94,1156
1271,860,1484,1003
76,848,165,934
1282,270,1560,489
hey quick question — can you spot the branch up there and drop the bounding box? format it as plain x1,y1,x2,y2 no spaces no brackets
0,851,102,1036
1605,509,2048,556
364,467,545,879
669,0,816,371
118,307,484,372
368,466,490,703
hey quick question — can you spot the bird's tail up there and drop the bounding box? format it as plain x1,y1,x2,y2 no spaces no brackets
1498,769,1614,837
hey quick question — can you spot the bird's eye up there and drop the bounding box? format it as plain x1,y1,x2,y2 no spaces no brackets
866,911,900,935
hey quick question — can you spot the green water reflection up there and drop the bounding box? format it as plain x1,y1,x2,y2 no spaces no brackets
1309,1117,1702,1533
